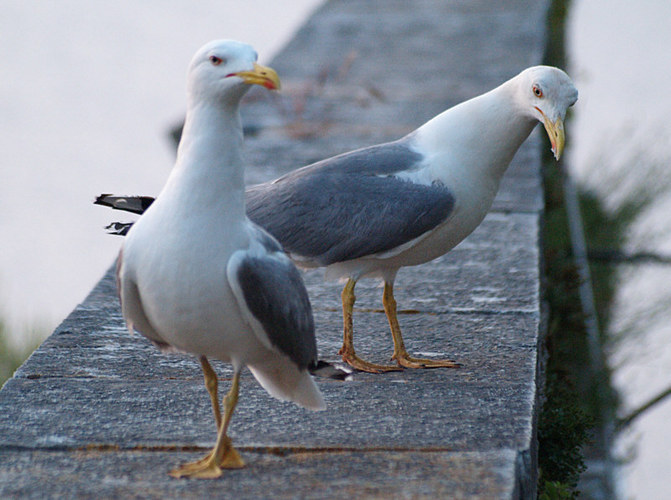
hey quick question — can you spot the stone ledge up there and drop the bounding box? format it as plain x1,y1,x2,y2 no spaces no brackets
0,449,519,499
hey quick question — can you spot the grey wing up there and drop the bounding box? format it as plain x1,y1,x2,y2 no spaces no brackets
245,139,455,265
230,232,317,370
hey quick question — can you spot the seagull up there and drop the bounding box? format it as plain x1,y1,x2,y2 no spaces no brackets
116,40,330,479
98,65,578,374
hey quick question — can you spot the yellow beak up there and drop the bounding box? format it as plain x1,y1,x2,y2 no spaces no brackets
536,107,565,161
231,62,281,90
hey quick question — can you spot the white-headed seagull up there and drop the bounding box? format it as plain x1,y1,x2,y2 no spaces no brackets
116,40,331,478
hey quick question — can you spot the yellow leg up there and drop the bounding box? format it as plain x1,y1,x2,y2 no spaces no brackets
169,356,223,472
338,278,401,373
384,281,460,369
169,368,245,479
200,356,222,431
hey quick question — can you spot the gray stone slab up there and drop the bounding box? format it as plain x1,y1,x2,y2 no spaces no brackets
272,0,546,85
0,449,518,500
13,269,539,382
0,369,536,451
4,302,539,451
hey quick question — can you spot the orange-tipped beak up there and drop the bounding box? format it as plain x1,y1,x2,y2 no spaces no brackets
231,62,281,90
535,106,566,161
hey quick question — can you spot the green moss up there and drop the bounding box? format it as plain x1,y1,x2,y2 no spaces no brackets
537,0,609,497
538,372,592,493
539,163,597,496
539,480,577,500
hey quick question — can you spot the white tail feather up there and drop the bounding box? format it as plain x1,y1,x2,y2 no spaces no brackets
248,356,325,411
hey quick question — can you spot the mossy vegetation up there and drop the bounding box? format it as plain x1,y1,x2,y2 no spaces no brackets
539,161,597,497
537,0,619,497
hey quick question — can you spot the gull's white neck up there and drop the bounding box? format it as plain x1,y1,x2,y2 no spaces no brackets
415,79,537,183
164,98,246,220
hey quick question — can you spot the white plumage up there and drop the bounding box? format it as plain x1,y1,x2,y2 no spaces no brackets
117,40,324,478
245,65,579,372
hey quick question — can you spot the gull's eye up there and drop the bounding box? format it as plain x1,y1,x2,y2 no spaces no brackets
209,55,225,66
532,84,543,98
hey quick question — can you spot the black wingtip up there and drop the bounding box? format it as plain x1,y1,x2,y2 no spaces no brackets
104,221,134,236
309,360,352,381
94,193,118,208
94,194,155,215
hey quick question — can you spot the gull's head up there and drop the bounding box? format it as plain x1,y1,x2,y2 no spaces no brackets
186,39,280,104
514,66,578,160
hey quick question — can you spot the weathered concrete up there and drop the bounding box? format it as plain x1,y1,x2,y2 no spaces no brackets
0,449,518,499
0,0,550,498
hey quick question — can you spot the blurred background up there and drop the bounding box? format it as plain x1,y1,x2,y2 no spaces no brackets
1,1,670,498
568,1,671,498
0,0,321,344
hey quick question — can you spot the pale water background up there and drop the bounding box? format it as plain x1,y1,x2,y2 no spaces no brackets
0,0,322,342
2,1,670,497
568,0,671,498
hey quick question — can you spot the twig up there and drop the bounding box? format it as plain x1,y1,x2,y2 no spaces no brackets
588,249,671,265
616,386,671,431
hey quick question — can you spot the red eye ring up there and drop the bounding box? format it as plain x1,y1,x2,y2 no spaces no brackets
533,85,543,98
209,55,223,66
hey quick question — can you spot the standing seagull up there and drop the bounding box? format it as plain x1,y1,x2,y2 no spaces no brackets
246,66,577,373
117,40,326,479
98,66,578,374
